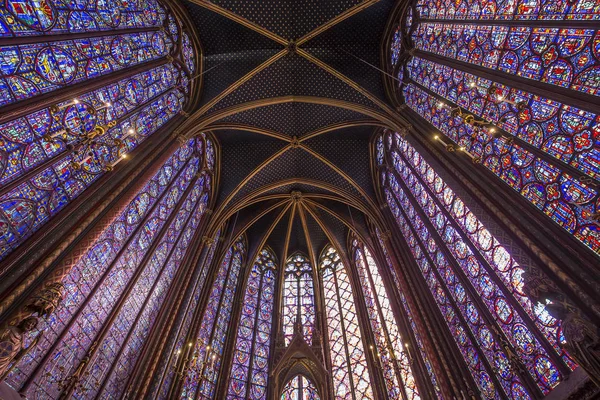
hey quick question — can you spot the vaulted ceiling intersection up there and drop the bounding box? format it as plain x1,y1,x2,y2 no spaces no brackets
178,0,406,257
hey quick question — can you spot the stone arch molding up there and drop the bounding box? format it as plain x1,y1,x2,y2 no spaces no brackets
174,96,407,142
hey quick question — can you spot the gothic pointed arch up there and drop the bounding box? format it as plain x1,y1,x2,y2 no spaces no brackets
225,246,277,399
180,233,247,399
280,374,321,400
282,251,317,347
271,333,328,400
318,243,375,400
349,233,422,400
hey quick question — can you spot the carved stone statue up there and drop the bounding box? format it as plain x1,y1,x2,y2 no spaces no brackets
561,313,600,387
523,268,600,387
0,282,64,381
0,317,38,380
25,282,64,317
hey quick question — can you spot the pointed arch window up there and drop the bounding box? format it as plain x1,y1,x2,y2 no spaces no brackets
282,253,316,345
374,228,444,398
377,130,576,398
6,136,213,397
391,2,600,256
351,237,421,400
97,173,210,398
0,0,199,262
281,375,321,400
227,248,277,400
181,236,247,400
156,228,222,399
319,245,374,400
8,135,212,398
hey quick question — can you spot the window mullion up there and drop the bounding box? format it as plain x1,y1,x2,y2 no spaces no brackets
243,268,266,399
385,186,508,399
332,266,358,400
394,144,570,373
195,249,239,400
359,246,411,400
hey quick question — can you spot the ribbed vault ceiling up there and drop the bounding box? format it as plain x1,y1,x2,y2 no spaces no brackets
178,0,406,257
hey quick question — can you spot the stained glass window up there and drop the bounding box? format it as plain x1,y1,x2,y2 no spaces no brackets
0,0,167,36
180,236,247,400
394,133,573,365
415,0,600,20
351,237,421,400
378,129,577,397
408,56,600,181
374,229,444,398
403,84,600,255
92,177,211,398
282,253,316,345
227,248,277,400
397,0,600,257
42,154,196,398
4,135,217,398
281,375,320,400
320,245,374,400
156,228,222,400
412,24,599,97
0,33,171,107
391,25,402,67
384,183,503,399
0,0,197,262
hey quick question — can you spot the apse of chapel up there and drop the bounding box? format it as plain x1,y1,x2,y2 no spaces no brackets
210,185,377,279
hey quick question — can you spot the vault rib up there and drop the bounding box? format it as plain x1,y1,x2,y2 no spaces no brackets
187,0,289,45
296,0,380,46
